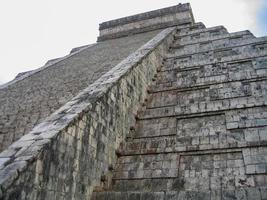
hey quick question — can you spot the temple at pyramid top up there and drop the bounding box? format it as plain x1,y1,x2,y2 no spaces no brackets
98,3,195,41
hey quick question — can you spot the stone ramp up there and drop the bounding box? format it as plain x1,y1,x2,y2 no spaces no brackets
92,23,267,200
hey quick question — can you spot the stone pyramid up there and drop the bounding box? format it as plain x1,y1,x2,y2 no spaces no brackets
1,3,267,200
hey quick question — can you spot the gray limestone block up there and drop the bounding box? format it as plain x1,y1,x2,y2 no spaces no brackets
106,192,123,200
128,192,141,200
165,191,179,200
235,189,247,200
211,190,222,200
246,188,261,200
0,158,11,170
222,190,237,200
0,148,17,158
177,191,211,200
255,164,267,174
94,192,107,200
261,187,267,200
0,161,27,190
140,192,164,200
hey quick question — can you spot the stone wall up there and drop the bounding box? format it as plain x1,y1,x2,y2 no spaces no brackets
92,20,267,200
0,27,176,199
98,3,194,41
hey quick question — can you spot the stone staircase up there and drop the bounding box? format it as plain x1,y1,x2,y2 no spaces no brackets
91,23,267,200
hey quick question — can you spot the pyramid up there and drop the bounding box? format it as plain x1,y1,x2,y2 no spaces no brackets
1,3,267,200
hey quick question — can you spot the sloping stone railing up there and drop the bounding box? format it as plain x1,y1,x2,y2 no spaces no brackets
0,27,176,199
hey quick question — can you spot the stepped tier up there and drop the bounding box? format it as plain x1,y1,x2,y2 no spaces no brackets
1,3,267,200
92,19,267,200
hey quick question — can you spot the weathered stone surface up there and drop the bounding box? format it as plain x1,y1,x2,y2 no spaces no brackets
0,15,176,199
93,3,267,200
98,3,194,41
1,2,267,200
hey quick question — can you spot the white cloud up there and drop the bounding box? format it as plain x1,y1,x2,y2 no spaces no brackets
0,0,265,84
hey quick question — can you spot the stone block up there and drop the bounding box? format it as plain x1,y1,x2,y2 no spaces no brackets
246,188,261,200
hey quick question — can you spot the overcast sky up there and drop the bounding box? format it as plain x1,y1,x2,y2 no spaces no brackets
0,0,266,84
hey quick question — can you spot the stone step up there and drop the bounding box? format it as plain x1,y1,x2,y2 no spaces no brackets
138,97,267,120
166,39,267,61
123,132,267,155
174,25,228,40
145,80,266,110
152,56,267,92
161,50,267,72
163,37,267,71
173,29,254,47
170,31,255,57
92,188,267,200
173,23,206,37
176,22,206,35
124,105,267,150
113,154,179,180
98,150,267,196
113,145,267,179
110,178,182,192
